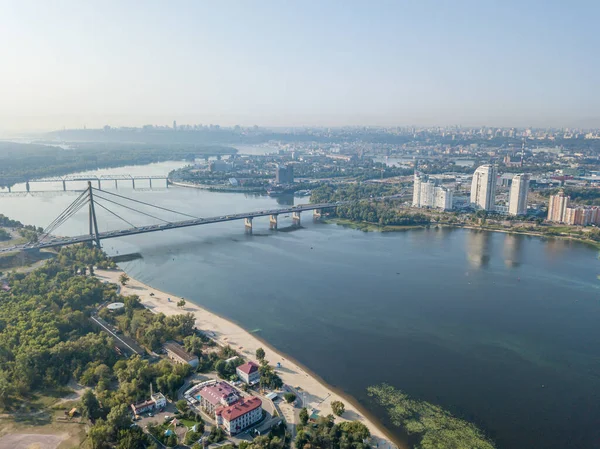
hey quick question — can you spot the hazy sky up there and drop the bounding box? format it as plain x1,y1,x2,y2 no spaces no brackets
1,0,599,132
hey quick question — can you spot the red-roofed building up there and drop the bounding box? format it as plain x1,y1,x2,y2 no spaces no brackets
216,396,263,435
197,381,240,414
236,361,260,385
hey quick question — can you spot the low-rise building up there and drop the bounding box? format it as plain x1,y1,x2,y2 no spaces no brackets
197,381,240,415
236,361,260,385
151,393,167,409
216,396,263,435
164,341,199,368
130,392,167,416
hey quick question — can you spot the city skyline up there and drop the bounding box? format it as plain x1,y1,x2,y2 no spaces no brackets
1,1,599,133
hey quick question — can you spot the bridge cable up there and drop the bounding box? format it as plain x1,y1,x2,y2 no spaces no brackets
38,190,91,243
41,189,89,235
93,199,138,229
39,200,89,244
45,191,90,232
92,193,172,224
91,187,199,219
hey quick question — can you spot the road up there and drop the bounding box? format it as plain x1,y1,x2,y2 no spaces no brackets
1,193,406,253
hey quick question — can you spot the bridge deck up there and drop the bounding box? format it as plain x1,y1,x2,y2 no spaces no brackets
2,201,346,252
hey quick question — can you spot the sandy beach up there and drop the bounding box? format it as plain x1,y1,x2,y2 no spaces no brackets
95,269,401,449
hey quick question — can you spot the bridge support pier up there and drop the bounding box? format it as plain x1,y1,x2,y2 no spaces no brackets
115,179,118,189
313,209,323,220
149,178,152,189
26,181,30,193
244,217,253,234
97,180,101,190
269,214,278,230
292,211,301,227
132,179,136,189
62,180,66,191
7,186,11,193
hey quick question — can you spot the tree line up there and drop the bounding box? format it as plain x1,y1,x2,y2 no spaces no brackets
311,184,430,227
0,141,236,187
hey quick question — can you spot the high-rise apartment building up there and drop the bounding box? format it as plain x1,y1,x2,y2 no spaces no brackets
434,186,453,210
470,165,497,211
508,174,530,216
275,165,294,184
547,190,569,223
564,206,600,226
412,172,453,210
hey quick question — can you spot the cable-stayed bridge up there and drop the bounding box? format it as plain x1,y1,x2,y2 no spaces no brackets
1,182,355,253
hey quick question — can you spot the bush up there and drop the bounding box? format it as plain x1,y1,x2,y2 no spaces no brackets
331,400,345,416
299,407,309,425
284,392,296,403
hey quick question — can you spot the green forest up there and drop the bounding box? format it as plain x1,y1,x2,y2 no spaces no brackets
545,187,600,206
0,244,204,448
0,141,236,187
311,184,430,227
294,412,371,449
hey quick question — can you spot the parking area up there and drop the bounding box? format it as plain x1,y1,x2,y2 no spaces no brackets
136,401,178,429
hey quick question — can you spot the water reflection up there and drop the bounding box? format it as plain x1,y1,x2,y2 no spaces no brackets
466,230,492,269
503,234,524,268
275,194,295,206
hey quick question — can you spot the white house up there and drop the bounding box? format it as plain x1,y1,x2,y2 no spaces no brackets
236,361,260,385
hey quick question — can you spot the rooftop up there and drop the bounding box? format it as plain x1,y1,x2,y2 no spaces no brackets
198,381,238,406
131,399,154,412
237,361,259,375
217,396,262,421
164,341,197,362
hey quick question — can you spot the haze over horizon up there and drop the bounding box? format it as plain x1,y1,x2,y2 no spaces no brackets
1,0,599,134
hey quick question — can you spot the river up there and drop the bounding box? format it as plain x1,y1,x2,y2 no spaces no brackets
1,160,599,449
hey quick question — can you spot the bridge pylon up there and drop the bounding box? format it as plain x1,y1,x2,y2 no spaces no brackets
87,182,101,248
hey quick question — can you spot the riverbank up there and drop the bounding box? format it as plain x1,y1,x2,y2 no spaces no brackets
170,180,267,194
325,217,600,249
95,269,403,449
325,218,424,233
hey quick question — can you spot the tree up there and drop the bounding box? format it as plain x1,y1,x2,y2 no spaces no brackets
176,399,189,413
164,434,178,448
88,419,111,449
123,295,140,312
284,392,296,403
177,299,186,308
116,428,148,449
81,389,102,420
215,360,227,377
119,273,130,286
256,347,266,361
0,371,13,408
183,335,203,356
185,430,202,445
107,403,132,432
331,400,345,417
299,407,309,425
